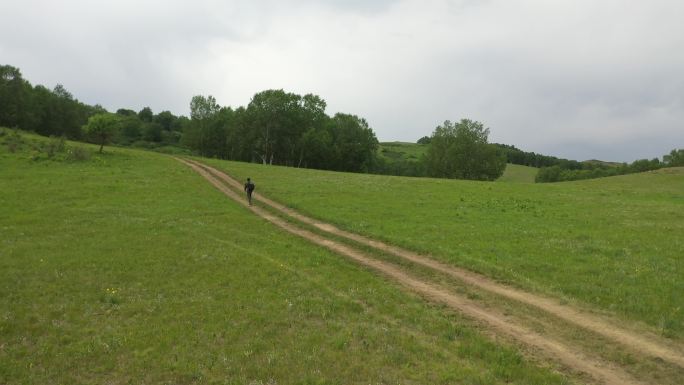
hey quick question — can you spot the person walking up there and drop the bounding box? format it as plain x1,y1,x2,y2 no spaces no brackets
244,177,255,206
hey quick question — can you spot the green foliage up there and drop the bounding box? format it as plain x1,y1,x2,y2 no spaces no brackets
0,129,91,162
43,136,66,158
375,141,528,181
115,115,142,144
0,65,24,128
83,113,120,153
113,107,183,147
179,90,379,172
1,64,183,151
116,108,137,116
2,128,23,153
0,146,568,385
535,165,563,182
208,158,684,339
499,144,682,183
66,145,91,161
0,65,91,139
536,156,667,182
495,143,586,169
417,135,431,144
142,122,163,142
153,110,178,131
246,89,321,165
664,148,684,166
137,106,153,122
149,145,192,155
425,119,506,180
327,113,379,172
298,126,332,168
181,95,225,158
373,142,428,177
190,95,220,120
380,142,428,160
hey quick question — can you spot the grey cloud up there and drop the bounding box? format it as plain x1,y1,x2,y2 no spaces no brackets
301,0,400,13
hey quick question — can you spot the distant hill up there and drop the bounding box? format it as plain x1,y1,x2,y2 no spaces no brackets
381,141,590,172
497,164,539,183
651,166,684,175
377,142,540,182
582,159,624,168
373,142,428,177
378,142,428,162
378,141,678,183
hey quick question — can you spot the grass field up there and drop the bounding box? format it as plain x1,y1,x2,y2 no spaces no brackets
497,164,539,183
0,131,569,384
203,158,684,340
378,142,428,162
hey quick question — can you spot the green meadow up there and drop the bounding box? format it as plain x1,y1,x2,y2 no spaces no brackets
203,158,684,339
378,142,428,162
497,164,538,183
0,131,569,384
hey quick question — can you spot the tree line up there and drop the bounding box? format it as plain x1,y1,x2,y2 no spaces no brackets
492,141,684,183
179,91,379,172
490,141,683,183
372,120,507,181
2,64,506,180
7,63,677,183
493,143,586,169
1,64,378,172
535,149,684,182
0,65,186,150
0,65,98,139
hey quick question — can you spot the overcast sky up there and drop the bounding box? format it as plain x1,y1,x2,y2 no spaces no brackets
2,0,683,161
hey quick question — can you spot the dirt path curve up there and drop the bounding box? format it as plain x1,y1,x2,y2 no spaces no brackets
178,158,647,385
184,159,684,370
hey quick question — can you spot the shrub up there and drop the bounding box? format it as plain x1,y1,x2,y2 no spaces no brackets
66,146,91,161
131,140,154,149
4,130,24,153
44,136,66,158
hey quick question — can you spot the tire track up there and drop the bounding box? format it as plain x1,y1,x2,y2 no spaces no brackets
178,158,647,385
184,158,684,370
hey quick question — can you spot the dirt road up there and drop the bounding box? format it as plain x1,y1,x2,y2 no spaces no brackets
178,158,683,385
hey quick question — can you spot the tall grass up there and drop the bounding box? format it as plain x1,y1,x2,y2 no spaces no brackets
204,158,684,339
0,133,568,384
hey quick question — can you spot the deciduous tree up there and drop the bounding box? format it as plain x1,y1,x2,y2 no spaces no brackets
664,149,684,166
425,119,506,180
83,113,120,153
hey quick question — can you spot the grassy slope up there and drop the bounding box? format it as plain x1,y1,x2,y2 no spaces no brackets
204,159,684,339
378,142,428,162
0,133,567,384
497,164,539,183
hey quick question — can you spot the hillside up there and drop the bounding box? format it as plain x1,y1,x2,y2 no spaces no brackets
203,157,684,342
1,130,570,384
497,163,539,183
583,159,624,168
378,142,539,182
378,141,428,162
3,130,683,384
